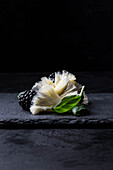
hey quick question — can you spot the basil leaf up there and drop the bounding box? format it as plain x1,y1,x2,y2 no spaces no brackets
72,104,89,116
52,86,85,114
52,95,81,113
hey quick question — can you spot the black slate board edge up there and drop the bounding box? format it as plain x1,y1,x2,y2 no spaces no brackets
1,118,113,129
1,93,113,129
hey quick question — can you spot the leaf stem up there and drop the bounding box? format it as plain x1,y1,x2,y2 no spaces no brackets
80,85,85,96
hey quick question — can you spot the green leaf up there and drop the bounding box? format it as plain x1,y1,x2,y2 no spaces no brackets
52,85,85,113
52,95,81,113
72,104,89,116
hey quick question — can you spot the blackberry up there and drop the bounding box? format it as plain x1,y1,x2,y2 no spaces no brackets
17,89,37,111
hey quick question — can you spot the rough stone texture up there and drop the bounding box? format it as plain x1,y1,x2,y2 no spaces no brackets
0,93,113,128
0,129,113,170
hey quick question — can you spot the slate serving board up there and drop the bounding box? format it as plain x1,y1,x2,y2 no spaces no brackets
0,93,113,128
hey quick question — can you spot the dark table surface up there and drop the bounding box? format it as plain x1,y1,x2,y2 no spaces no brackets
0,71,113,170
1,129,113,170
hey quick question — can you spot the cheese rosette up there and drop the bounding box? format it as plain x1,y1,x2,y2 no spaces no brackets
30,70,88,114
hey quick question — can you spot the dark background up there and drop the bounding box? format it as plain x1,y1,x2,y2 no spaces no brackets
0,0,112,72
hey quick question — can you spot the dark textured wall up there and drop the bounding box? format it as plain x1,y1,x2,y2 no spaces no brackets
0,0,112,72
